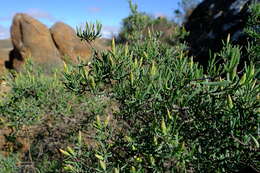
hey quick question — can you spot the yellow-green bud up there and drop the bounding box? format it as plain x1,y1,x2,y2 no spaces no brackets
150,61,157,77
104,115,111,127
139,57,143,67
149,156,155,165
125,43,129,56
109,55,114,66
89,76,96,90
131,145,137,151
249,66,255,79
95,154,104,160
99,160,106,170
143,51,148,58
239,73,246,85
96,115,102,128
220,77,224,90
134,58,138,68
161,118,167,135
148,28,152,39
67,146,75,156
112,37,116,55
190,58,194,69
167,108,172,120
78,131,82,144
153,136,158,145
130,71,134,86
63,62,68,72
251,80,256,89
59,149,70,156
227,34,230,44
134,156,142,163
131,166,136,173
180,51,183,59
231,69,237,80
64,165,75,171
124,136,133,143
114,168,120,173
227,95,234,109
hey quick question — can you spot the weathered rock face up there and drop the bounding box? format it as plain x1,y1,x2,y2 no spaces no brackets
8,13,63,70
50,22,92,63
185,0,256,66
6,14,93,71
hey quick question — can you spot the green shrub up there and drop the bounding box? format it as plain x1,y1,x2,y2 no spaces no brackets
0,60,75,128
62,11,259,171
0,59,111,172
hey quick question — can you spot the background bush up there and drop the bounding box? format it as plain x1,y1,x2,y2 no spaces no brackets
0,60,111,172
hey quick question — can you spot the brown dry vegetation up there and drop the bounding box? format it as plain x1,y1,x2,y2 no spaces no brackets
0,39,12,76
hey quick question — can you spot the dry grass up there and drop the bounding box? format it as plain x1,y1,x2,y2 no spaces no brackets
0,39,12,50
0,39,12,74
0,39,12,61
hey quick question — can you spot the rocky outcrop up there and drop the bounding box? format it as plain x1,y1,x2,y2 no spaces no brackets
50,22,91,63
5,13,93,71
185,0,256,66
8,13,63,70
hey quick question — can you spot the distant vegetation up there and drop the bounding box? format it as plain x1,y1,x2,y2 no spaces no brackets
0,1,259,173
117,0,183,44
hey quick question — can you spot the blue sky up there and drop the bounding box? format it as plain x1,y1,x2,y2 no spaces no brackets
0,0,181,39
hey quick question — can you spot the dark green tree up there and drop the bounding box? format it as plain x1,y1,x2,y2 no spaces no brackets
174,0,202,24
117,0,153,42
